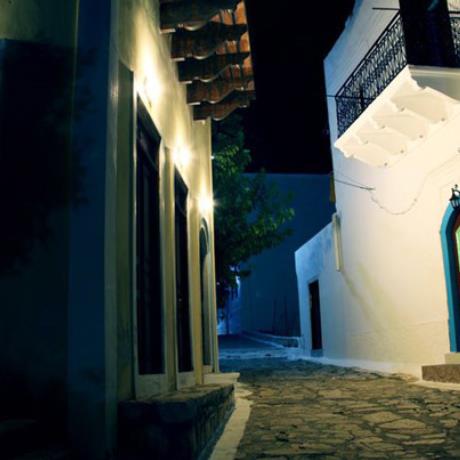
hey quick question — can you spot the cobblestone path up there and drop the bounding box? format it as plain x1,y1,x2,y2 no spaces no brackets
220,358,460,459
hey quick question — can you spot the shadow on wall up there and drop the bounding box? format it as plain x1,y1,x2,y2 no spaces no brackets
0,39,89,426
0,39,86,276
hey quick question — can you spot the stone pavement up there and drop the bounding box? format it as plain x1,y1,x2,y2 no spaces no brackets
220,357,460,459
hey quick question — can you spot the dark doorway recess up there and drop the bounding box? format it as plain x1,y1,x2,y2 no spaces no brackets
451,213,460,296
175,171,193,372
136,99,163,375
442,204,460,352
309,280,323,355
200,225,211,367
449,211,460,351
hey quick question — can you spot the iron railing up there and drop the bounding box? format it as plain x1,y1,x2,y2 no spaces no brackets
451,14,460,62
335,13,460,136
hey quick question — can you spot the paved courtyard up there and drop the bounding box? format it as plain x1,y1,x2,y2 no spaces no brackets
220,349,460,459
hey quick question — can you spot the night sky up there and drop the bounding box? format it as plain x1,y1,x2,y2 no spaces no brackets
242,0,355,174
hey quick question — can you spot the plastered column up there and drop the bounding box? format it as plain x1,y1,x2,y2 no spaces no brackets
67,0,119,458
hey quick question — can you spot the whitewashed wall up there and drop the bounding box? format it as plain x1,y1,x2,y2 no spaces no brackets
296,0,460,376
119,0,216,391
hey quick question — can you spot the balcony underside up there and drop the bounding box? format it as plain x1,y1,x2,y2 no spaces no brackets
335,66,460,167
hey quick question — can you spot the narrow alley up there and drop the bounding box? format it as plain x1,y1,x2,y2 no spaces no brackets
218,337,460,459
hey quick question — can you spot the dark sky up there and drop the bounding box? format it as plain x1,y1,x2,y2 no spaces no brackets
242,0,355,174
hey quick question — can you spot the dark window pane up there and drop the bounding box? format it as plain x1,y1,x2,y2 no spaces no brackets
136,101,163,375
175,172,193,372
200,228,211,366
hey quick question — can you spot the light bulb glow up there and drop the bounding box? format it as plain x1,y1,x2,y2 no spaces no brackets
174,146,192,168
143,76,162,105
198,196,215,215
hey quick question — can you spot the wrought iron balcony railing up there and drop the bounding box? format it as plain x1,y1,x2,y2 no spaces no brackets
451,14,460,59
335,12,460,137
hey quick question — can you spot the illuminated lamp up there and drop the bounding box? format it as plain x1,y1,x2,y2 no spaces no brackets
174,146,192,167
450,184,460,210
198,196,214,215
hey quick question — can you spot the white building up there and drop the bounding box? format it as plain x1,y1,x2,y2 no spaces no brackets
0,1,255,458
295,0,460,379
239,174,335,338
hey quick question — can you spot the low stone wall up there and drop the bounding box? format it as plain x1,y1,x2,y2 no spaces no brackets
119,384,234,459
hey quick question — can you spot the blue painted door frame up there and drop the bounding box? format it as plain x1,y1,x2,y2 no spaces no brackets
441,204,460,352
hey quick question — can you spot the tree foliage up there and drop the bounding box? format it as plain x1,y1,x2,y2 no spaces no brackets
212,115,294,309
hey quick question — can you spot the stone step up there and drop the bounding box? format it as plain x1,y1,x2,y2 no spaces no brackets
445,352,460,364
119,383,234,460
422,364,460,384
243,331,302,348
10,446,70,460
204,372,240,385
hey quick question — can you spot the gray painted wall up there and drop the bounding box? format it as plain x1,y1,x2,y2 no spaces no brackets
239,174,335,336
0,35,77,428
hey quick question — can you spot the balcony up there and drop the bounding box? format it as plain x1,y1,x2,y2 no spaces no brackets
334,11,460,167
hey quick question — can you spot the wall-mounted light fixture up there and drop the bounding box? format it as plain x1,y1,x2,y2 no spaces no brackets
332,212,343,272
450,184,460,210
198,195,214,215
143,76,162,106
174,146,192,168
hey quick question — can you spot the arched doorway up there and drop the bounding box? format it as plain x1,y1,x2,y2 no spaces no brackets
199,221,213,370
441,204,460,352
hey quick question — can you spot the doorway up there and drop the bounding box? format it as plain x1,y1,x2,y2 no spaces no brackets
175,171,193,373
441,204,460,352
135,99,163,376
200,223,212,370
309,280,323,355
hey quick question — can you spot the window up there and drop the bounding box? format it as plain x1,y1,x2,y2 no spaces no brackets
200,225,211,367
175,171,193,372
136,100,163,375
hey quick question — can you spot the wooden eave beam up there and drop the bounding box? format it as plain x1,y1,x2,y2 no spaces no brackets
193,90,255,121
178,52,249,83
187,78,254,104
171,23,247,61
160,0,240,33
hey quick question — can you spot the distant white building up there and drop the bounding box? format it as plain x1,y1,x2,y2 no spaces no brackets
239,174,334,337
295,0,460,378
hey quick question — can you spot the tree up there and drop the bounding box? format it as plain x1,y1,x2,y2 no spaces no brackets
212,114,294,325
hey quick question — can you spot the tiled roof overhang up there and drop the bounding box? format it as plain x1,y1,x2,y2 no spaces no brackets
160,0,256,121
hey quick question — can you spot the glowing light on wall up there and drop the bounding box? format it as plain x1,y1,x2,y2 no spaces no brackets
134,7,166,109
143,76,162,106
198,196,215,215
174,146,192,168
450,184,460,210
